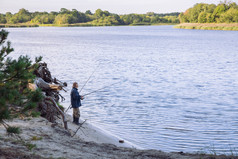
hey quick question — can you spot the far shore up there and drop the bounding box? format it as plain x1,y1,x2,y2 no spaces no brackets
174,23,238,31
2,23,238,31
0,23,177,28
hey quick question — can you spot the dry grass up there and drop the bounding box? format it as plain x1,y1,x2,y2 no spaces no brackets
0,24,39,28
174,23,238,31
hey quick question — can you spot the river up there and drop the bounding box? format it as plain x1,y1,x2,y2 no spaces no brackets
6,25,238,154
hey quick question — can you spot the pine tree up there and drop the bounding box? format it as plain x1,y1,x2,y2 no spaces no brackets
0,29,43,125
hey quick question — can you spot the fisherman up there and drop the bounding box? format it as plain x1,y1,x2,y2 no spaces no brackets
70,82,84,125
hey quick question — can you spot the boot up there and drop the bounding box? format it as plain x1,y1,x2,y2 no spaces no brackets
74,117,80,125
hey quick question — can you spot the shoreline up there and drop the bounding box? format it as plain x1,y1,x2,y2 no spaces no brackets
64,114,139,149
174,23,238,31
0,23,177,28
0,116,236,159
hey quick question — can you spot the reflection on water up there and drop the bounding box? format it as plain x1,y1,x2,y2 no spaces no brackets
6,26,238,154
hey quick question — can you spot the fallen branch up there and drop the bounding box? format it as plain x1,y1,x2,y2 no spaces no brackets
72,119,87,137
44,97,68,130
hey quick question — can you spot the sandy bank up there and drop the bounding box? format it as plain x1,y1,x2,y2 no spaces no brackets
0,117,235,159
174,23,238,31
65,114,138,149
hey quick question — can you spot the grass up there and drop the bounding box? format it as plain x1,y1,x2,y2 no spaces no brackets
0,22,178,28
6,126,21,134
25,142,36,151
30,111,41,117
151,23,179,26
130,22,178,26
39,23,93,27
0,23,39,28
14,138,37,151
197,144,238,158
31,136,43,141
174,23,238,31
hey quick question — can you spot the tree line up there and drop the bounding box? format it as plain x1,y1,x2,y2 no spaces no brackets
0,8,179,26
179,1,238,23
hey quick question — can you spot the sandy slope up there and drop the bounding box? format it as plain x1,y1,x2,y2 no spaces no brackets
0,117,234,159
65,115,139,149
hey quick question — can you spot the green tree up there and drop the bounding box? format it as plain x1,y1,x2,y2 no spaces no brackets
104,11,110,16
179,13,189,23
150,16,162,23
94,9,111,18
206,13,214,23
31,13,55,24
219,7,238,23
212,3,227,22
50,11,58,16
85,10,92,15
8,16,18,24
71,10,87,23
95,9,104,18
54,14,74,24
146,12,155,17
1,7,180,26
0,29,43,123
60,8,70,14
206,4,216,13
0,14,6,24
15,8,32,23
188,3,208,22
178,1,238,23
229,2,238,9
198,12,207,23
142,15,151,23
5,12,12,23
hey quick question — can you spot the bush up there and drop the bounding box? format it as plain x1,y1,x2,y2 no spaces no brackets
31,111,41,117
6,126,21,134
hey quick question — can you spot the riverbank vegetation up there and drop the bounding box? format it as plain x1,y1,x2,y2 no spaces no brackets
174,23,238,30
179,1,238,23
0,29,43,131
0,8,179,27
176,1,238,30
0,28,69,134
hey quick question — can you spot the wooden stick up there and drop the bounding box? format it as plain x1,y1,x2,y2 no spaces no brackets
72,119,87,137
45,97,68,130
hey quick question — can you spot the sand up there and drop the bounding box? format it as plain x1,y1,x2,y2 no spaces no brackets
0,116,235,159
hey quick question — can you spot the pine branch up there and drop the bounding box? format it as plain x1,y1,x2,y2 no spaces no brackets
2,72,19,82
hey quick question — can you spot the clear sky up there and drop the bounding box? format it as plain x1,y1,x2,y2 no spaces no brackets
1,0,237,14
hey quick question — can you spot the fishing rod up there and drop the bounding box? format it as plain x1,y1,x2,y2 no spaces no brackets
65,80,123,112
64,104,72,113
83,81,122,97
65,65,99,113
79,65,99,93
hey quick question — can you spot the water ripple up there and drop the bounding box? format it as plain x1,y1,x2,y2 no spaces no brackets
6,26,238,154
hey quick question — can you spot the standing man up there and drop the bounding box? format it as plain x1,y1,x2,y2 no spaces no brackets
71,82,84,125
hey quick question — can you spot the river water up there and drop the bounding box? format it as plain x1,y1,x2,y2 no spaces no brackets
6,26,238,154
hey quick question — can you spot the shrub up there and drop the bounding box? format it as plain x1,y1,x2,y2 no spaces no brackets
6,126,21,134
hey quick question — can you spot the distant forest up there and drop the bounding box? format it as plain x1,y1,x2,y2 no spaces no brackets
179,1,238,23
0,8,180,26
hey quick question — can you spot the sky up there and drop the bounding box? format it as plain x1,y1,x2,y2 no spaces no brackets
1,0,237,14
